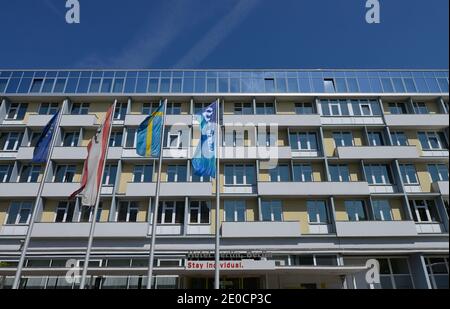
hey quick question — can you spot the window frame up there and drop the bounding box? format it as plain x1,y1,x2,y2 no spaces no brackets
5,201,33,225
224,200,246,223
189,201,210,225
54,201,76,223
6,103,27,120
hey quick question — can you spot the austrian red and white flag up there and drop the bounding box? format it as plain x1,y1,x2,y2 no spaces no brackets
71,105,114,206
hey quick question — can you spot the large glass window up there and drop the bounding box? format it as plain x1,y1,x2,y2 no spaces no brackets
167,165,187,183
118,201,139,223
428,164,449,182
289,132,318,151
114,103,127,120
295,103,314,115
391,132,409,146
409,200,440,223
133,165,153,183
0,132,23,151
158,201,184,224
70,103,89,115
379,258,414,289
418,132,447,150
6,201,32,225
413,102,429,114
388,102,407,114
269,164,291,182
125,128,137,148
255,103,275,115
261,200,283,222
333,132,353,147
18,165,41,183
189,201,210,224
234,103,253,115
364,164,393,185
372,200,393,221
224,165,255,185
54,165,76,183
224,200,246,222
307,201,328,223
293,164,313,182
6,103,27,120
55,201,75,223
345,200,367,221
329,164,350,182
0,165,12,183
38,103,59,115
62,131,80,147
167,103,182,115
368,131,385,146
400,164,419,185
425,257,449,289
102,165,118,186
109,132,123,147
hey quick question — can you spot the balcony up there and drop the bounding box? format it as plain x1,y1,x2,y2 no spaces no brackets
16,147,34,160
125,182,213,197
150,225,183,236
336,146,420,160
60,114,98,128
0,225,29,237
421,149,449,158
223,185,256,194
31,222,148,238
335,221,418,237
187,224,211,235
0,183,40,198
221,221,301,238
415,222,445,234
0,150,17,159
385,114,449,128
125,114,193,126
369,184,399,194
41,183,81,198
320,116,384,126
223,114,322,127
27,114,53,128
432,181,449,196
220,146,292,160
257,181,370,196
52,147,87,161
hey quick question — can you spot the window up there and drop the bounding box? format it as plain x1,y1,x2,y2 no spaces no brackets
234,103,252,115
413,102,429,114
269,164,291,182
345,200,367,221
379,258,414,289
409,200,440,223
79,204,103,223
388,103,407,114
372,200,393,221
55,201,75,223
167,165,187,183
400,164,419,185
333,132,353,147
264,78,275,92
70,103,89,115
428,164,449,182
18,165,41,183
329,164,350,182
364,164,393,185
261,200,283,222
425,257,449,289
62,131,80,147
368,132,385,146
224,129,249,147
192,173,211,183
125,128,137,148
38,103,59,115
307,201,328,223
258,129,276,147
391,132,409,146
0,165,12,183
167,103,182,115
6,202,32,225
324,79,336,93
194,103,210,114
289,132,318,151
167,131,182,149
109,132,123,147
418,132,447,150
224,200,246,222
359,102,373,116
133,165,153,183
118,202,139,222
224,165,255,185
6,103,27,120
103,165,118,185
54,165,76,183
158,201,184,224
189,201,210,224
142,103,161,115
114,102,127,120
255,103,274,115
293,164,313,182
295,103,314,115
30,79,44,93
0,132,23,151
329,101,342,116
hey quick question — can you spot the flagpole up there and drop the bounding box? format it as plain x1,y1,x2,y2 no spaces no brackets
214,98,221,290
12,99,68,289
147,98,168,289
79,99,117,289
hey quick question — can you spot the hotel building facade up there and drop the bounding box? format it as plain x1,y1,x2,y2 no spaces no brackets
0,69,448,289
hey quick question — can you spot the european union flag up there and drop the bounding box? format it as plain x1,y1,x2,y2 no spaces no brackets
192,101,218,178
32,111,59,163
136,103,165,157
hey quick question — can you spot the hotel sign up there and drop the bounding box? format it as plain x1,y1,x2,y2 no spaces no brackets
186,260,276,271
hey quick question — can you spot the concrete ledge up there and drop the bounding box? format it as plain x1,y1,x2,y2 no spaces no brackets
335,221,418,237
222,221,301,238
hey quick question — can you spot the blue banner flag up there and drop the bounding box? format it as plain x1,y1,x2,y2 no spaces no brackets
136,103,165,157
32,111,59,163
192,101,218,178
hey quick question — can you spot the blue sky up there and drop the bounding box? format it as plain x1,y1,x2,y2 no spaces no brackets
0,0,448,69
